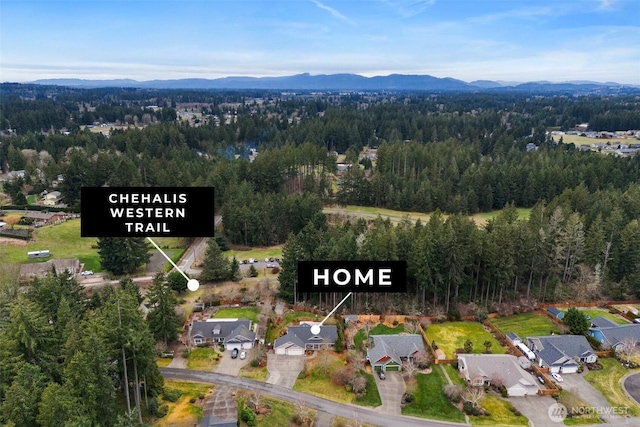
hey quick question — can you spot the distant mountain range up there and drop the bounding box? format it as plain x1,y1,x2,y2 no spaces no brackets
27,73,637,92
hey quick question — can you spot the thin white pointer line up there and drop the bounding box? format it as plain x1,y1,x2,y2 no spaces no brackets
146,236,189,281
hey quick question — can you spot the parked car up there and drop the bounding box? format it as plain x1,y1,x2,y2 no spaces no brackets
81,270,94,276
265,258,270,262
231,348,239,359
240,351,246,360
378,370,386,380
266,263,275,268
551,373,563,382
537,376,545,384
160,351,174,359
269,257,275,262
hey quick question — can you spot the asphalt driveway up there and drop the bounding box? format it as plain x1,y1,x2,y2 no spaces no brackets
374,371,404,415
510,395,559,426
561,372,629,424
202,384,237,422
266,353,304,388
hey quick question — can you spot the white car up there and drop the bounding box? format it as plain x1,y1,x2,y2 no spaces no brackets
81,270,94,276
239,351,246,360
551,373,563,382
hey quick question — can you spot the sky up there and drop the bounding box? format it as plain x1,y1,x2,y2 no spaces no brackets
1,0,639,84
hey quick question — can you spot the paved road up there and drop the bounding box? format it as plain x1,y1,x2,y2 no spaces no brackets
160,368,467,427
623,373,640,405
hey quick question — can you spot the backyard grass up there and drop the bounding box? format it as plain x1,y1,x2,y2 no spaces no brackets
401,370,466,422
369,323,405,335
293,353,355,404
469,394,529,426
153,380,213,427
550,133,632,146
427,322,505,358
353,371,382,407
562,308,630,325
491,313,560,338
185,348,221,371
471,208,532,224
584,358,640,417
212,307,260,323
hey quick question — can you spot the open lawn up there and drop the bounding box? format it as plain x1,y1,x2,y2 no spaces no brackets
584,358,640,417
155,357,173,368
550,133,634,146
561,308,630,325
223,246,283,262
186,348,221,371
293,353,355,404
469,394,529,426
401,370,466,422
427,322,505,358
153,380,213,427
324,205,531,226
491,313,560,338
212,307,259,323
0,219,187,273
443,364,466,386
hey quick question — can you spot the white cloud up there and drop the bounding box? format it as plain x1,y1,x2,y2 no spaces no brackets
310,0,354,24
379,0,436,18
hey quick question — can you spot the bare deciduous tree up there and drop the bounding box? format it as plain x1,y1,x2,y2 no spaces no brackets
295,398,313,426
402,358,418,378
616,337,639,364
404,320,419,334
463,387,485,408
351,375,367,395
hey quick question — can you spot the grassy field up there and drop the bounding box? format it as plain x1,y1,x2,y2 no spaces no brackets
185,348,220,371
584,358,640,417
212,307,260,323
153,380,213,427
0,219,186,272
155,357,173,368
326,205,532,226
427,322,505,358
223,246,283,262
561,308,630,325
550,133,634,146
491,313,560,338
469,394,529,426
402,370,466,422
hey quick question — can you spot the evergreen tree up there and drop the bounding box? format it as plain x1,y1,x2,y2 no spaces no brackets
146,272,181,345
563,307,590,335
200,239,230,282
98,237,151,276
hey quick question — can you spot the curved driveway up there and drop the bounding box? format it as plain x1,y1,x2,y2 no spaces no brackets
160,368,467,427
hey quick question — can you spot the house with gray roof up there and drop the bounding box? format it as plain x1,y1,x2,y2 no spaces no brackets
589,317,640,350
367,334,425,372
458,354,540,397
526,335,596,374
274,324,338,356
190,318,255,351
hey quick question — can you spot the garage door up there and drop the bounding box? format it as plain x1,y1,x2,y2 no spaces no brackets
384,365,400,371
275,347,285,355
561,366,578,374
286,348,304,356
226,343,242,351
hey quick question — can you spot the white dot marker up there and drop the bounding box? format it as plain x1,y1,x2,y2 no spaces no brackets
187,279,200,292
310,324,321,335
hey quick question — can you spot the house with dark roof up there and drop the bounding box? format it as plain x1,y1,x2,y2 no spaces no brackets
526,335,596,374
506,332,522,345
190,318,255,351
367,334,425,372
589,316,640,350
274,324,337,356
457,354,540,397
